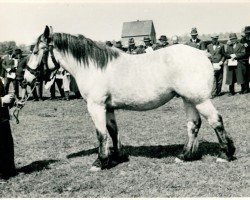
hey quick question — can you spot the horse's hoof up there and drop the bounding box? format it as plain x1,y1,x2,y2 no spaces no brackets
175,157,184,163
216,157,229,163
90,166,102,172
91,157,109,170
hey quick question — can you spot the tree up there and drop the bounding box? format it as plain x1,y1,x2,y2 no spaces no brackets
0,41,17,54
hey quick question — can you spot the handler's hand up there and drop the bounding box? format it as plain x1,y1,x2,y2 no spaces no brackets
1,94,15,104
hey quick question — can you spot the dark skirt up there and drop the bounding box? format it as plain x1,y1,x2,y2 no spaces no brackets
0,121,15,175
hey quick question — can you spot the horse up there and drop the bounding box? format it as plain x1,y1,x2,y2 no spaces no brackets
24,26,235,171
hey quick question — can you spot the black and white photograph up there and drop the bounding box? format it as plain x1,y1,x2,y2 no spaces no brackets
0,0,249,198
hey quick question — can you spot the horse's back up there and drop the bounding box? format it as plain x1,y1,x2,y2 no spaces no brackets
106,44,213,109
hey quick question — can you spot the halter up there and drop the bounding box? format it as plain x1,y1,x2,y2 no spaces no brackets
13,36,61,124
26,39,60,81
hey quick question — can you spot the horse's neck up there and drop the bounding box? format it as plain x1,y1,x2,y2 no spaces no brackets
53,48,99,87
54,49,86,77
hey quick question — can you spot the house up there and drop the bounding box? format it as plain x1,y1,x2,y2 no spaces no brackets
121,20,156,47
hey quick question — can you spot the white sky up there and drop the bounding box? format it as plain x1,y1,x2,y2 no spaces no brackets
0,0,250,45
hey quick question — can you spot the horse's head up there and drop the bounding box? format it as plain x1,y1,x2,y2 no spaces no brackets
24,25,59,84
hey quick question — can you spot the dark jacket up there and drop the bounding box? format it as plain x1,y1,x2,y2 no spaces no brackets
186,38,205,50
2,55,15,72
0,78,10,123
0,57,5,78
223,42,247,85
207,42,225,63
16,55,29,81
240,37,250,81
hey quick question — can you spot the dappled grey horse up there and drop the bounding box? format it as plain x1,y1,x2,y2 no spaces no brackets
24,26,235,171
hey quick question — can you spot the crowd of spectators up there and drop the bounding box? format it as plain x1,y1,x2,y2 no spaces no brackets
0,27,249,102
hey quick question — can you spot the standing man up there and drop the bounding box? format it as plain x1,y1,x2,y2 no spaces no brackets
186,28,205,50
206,34,225,98
153,35,169,50
0,78,17,179
2,49,19,98
126,38,137,54
223,33,247,95
143,37,154,53
240,26,250,93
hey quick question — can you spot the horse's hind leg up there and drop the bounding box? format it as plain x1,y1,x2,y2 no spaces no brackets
87,100,110,171
177,99,202,162
106,108,129,163
195,99,235,162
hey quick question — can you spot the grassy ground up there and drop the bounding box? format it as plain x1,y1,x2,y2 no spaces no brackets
0,91,249,197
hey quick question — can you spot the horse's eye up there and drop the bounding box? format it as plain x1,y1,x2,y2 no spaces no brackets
33,50,38,55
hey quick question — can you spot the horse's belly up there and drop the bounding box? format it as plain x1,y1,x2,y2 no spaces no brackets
110,90,175,111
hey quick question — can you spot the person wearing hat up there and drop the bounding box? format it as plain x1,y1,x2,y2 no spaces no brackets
126,38,137,54
2,49,19,98
186,28,205,50
15,49,25,83
14,49,40,101
240,26,250,93
105,41,113,47
134,41,146,54
15,49,26,100
206,34,225,98
153,35,169,51
143,37,153,53
223,33,248,95
114,41,126,52
0,77,17,179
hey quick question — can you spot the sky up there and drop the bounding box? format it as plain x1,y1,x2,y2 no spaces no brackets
0,0,250,45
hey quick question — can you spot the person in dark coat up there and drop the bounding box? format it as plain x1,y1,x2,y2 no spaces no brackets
126,38,138,54
240,26,250,93
126,38,146,55
223,33,247,95
206,34,225,97
0,78,17,179
0,56,6,80
2,49,19,98
153,35,169,50
186,28,205,50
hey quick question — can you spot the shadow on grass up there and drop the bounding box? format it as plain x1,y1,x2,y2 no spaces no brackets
17,159,59,174
67,141,221,159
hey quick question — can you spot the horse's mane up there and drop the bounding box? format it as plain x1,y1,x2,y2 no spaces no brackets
39,33,120,69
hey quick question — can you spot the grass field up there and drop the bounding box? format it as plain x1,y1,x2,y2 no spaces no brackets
0,92,249,197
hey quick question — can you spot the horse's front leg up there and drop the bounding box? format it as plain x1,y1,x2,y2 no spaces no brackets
87,100,110,171
106,108,129,163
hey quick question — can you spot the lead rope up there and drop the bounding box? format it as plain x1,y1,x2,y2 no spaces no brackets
12,83,37,124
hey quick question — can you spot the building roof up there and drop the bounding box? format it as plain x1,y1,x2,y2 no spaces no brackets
121,20,156,38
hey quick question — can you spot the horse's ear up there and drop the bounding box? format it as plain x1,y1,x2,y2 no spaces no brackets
43,25,50,39
49,26,53,38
